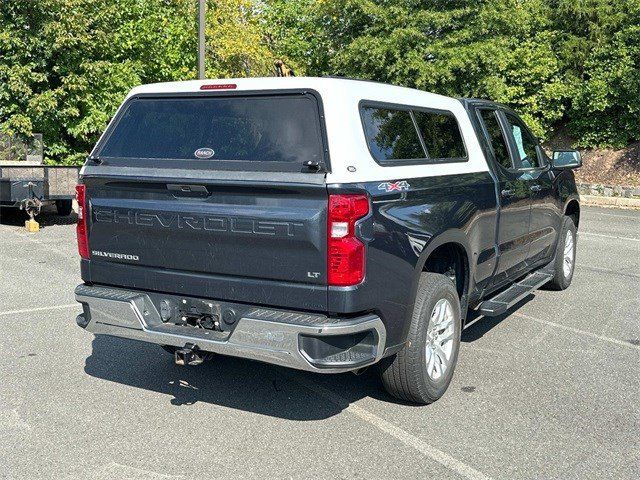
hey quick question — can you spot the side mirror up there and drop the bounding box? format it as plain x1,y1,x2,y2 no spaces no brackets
551,150,582,169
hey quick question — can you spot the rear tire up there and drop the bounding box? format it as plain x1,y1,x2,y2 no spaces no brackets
545,216,577,291
55,199,73,216
379,272,461,404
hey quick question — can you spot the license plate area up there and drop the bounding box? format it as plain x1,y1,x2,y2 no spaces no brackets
147,292,242,333
174,299,222,331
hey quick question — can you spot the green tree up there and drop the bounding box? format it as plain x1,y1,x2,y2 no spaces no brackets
2,0,638,162
0,0,197,164
267,0,569,137
205,0,276,77
550,0,640,147
264,0,640,147
0,0,278,164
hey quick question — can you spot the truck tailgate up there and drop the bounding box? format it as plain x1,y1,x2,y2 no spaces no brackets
83,175,328,309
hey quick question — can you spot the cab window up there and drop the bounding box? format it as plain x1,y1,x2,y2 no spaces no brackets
504,113,541,169
478,109,512,170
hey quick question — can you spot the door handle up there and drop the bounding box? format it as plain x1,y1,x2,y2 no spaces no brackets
530,184,542,193
501,189,514,198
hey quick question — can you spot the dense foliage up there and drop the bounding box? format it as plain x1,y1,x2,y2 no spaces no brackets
0,0,273,164
266,0,640,147
1,0,638,164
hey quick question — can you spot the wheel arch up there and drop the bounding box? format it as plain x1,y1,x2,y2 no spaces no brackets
416,229,472,275
394,230,472,352
564,198,580,227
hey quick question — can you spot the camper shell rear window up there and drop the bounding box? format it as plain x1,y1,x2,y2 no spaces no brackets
97,92,327,172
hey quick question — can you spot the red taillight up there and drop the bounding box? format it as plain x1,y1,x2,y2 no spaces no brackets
75,184,89,259
327,194,370,286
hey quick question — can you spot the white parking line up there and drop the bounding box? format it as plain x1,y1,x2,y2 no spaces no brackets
577,264,640,279
92,462,185,480
580,231,640,242
585,211,640,220
0,304,77,317
512,312,639,350
288,374,493,480
0,409,32,432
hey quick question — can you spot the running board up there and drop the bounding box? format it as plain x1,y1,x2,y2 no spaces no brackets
478,270,553,316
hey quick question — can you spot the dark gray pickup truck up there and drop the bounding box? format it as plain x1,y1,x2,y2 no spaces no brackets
75,77,581,404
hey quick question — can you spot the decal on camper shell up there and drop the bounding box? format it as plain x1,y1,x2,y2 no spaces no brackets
194,148,215,159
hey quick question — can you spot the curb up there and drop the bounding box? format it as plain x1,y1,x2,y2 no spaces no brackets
577,182,640,198
581,194,640,209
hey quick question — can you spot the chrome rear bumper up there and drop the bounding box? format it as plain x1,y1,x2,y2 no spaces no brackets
75,284,386,373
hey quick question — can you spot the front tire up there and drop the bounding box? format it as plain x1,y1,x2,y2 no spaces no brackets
546,216,577,290
379,272,461,404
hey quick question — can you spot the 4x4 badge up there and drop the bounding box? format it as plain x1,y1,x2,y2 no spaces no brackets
378,180,410,192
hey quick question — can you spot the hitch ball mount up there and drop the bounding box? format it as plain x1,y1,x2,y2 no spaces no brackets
174,343,205,366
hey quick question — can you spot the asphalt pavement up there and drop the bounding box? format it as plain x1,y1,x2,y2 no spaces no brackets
0,205,638,480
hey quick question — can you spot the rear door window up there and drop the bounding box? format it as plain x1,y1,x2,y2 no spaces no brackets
98,94,325,171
